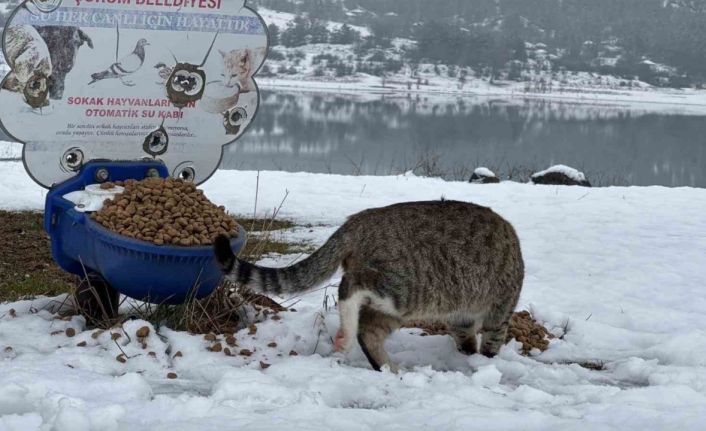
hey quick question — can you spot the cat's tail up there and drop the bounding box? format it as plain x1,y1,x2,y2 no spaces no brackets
214,229,347,295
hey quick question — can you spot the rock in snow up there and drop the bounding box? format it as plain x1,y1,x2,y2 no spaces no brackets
470,167,500,184
532,165,591,187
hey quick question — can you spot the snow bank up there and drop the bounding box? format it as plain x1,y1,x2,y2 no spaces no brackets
2,163,706,430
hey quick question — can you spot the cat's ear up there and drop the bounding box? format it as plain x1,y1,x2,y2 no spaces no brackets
219,49,227,58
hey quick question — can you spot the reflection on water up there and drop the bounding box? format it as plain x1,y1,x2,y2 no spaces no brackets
225,90,706,187
2,90,704,187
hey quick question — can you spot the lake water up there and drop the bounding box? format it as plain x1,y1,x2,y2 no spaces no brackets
3,90,705,187
222,90,706,187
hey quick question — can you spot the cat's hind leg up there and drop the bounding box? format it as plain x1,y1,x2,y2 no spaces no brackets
358,306,401,372
335,275,365,353
450,317,482,355
480,306,513,358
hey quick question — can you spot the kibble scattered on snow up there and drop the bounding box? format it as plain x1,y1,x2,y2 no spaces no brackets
136,327,150,338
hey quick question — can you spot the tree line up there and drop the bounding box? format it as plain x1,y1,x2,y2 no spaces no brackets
254,0,706,87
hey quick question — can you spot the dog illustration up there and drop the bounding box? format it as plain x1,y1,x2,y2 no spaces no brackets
2,25,53,107
34,26,93,100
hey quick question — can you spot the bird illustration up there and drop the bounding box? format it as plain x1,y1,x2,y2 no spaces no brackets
154,62,173,85
88,38,149,87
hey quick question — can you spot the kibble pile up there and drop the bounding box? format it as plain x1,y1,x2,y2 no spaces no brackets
506,311,553,354
92,178,239,246
409,311,553,356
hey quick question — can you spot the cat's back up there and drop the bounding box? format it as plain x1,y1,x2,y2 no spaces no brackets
341,200,522,269
343,200,515,239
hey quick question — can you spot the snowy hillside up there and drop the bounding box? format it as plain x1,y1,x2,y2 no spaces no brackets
257,7,370,37
2,161,706,429
253,8,706,109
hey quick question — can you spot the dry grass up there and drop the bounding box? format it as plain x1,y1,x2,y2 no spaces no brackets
0,211,78,302
122,280,287,334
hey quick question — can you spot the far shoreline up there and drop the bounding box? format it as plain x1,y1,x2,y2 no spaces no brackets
260,76,706,116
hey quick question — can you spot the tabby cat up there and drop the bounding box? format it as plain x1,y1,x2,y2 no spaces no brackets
215,200,524,372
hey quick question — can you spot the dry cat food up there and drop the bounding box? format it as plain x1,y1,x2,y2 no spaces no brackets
410,311,553,355
506,311,553,354
92,177,239,246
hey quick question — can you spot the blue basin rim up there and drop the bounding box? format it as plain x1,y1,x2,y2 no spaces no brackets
86,217,247,258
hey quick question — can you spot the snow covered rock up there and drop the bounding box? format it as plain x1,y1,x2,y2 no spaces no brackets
469,167,500,184
531,165,591,187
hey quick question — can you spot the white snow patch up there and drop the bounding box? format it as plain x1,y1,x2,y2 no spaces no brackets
0,141,22,159
471,365,503,387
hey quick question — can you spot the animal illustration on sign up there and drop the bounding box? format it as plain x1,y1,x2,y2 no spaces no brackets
2,25,53,108
89,26,149,87
219,47,265,93
34,26,94,100
154,62,173,85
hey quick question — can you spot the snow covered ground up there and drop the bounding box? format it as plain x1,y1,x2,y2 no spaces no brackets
2,161,706,430
0,141,20,160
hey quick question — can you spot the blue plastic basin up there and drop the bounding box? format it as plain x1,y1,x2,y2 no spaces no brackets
45,161,247,304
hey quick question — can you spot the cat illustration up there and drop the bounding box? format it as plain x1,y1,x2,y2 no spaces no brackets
219,48,266,93
215,200,525,372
